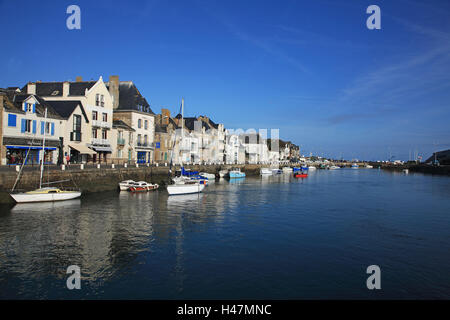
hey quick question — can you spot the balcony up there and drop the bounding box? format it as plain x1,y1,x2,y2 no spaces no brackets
92,120,112,129
70,131,82,142
117,138,125,145
136,142,154,149
91,138,110,146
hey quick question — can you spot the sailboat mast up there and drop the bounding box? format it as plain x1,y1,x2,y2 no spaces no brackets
39,108,48,189
181,98,184,166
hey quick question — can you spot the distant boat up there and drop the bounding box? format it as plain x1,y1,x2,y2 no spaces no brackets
128,181,159,192
282,167,293,173
260,168,272,175
199,172,216,180
219,169,228,178
228,168,246,179
351,163,359,169
272,168,282,174
364,164,373,169
293,171,308,178
119,180,137,191
167,180,205,195
308,166,317,171
329,165,340,170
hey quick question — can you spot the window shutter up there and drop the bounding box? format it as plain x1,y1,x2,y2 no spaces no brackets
32,120,37,134
32,103,36,113
21,119,26,133
41,121,45,134
23,103,27,112
51,123,55,136
8,114,17,127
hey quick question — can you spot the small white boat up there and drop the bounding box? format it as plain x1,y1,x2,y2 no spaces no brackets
119,180,136,191
403,169,409,174
365,164,373,169
308,166,317,171
128,181,159,192
282,167,293,173
329,165,340,170
260,168,272,175
351,163,359,169
219,170,228,178
228,168,246,179
10,187,81,203
199,172,216,180
167,181,205,195
272,168,282,174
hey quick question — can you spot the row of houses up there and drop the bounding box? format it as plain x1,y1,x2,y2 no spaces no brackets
0,75,300,166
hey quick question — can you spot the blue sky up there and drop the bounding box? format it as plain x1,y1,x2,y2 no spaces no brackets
1,0,449,160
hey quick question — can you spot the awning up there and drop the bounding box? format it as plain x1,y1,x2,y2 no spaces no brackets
90,146,113,153
69,144,97,155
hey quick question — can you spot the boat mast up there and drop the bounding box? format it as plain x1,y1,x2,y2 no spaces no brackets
181,98,184,167
39,108,48,189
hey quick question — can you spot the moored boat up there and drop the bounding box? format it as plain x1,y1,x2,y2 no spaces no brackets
351,163,359,169
293,172,308,178
219,169,228,178
282,167,293,173
260,168,272,175
199,172,216,180
128,181,159,192
308,166,317,171
167,181,205,195
119,180,137,191
329,165,340,170
10,187,81,203
227,168,246,179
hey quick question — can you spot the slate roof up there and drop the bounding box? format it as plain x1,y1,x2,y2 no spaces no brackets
21,81,97,97
105,81,154,114
1,88,62,120
45,100,88,122
155,124,168,133
113,119,135,131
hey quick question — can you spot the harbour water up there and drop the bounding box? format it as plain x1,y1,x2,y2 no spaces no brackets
1,169,450,299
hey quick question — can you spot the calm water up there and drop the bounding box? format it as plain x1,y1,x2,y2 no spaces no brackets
1,169,450,299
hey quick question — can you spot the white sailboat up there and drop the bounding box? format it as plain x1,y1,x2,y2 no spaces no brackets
10,108,81,203
167,98,204,196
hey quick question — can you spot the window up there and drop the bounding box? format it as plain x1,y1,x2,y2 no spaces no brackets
22,119,33,133
92,128,97,138
138,119,142,128
100,95,105,107
129,132,133,143
118,131,123,139
144,135,148,145
95,94,100,106
102,113,107,122
8,114,17,127
118,149,122,158
45,122,51,134
102,129,107,140
137,134,142,144
27,103,33,112
144,120,148,130
92,111,98,121
73,115,81,132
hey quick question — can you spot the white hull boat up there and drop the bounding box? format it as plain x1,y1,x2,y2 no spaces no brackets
219,170,228,178
119,180,136,191
199,172,216,180
308,166,317,171
260,168,272,175
329,165,340,170
365,165,373,169
282,167,293,173
167,183,205,195
10,188,81,203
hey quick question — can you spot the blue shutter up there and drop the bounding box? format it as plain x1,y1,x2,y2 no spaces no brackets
51,123,55,136
8,114,17,127
23,103,27,112
21,119,26,133
41,121,45,134
32,103,36,113
32,120,37,134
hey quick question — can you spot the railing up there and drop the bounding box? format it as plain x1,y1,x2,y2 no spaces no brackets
92,120,112,129
117,138,125,145
91,138,110,145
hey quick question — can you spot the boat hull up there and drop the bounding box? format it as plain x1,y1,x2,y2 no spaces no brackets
167,184,205,195
229,172,246,179
10,191,81,203
294,174,308,178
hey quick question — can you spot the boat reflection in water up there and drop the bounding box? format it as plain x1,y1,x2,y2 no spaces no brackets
11,199,81,213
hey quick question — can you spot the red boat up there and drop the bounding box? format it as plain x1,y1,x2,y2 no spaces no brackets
294,173,308,178
128,181,159,192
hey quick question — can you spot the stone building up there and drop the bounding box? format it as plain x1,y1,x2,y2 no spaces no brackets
154,108,178,164
110,120,135,163
107,76,155,164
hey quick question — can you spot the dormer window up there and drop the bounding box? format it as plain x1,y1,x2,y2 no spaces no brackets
24,103,35,113
51,90,59,96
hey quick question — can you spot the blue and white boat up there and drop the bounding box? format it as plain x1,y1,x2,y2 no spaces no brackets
227,168,246,179
351,163,359,169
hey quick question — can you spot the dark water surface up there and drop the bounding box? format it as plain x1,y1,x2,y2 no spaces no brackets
1,169,450,299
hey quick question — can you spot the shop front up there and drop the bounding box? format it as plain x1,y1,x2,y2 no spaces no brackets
68,144,97,164
6,146,57,165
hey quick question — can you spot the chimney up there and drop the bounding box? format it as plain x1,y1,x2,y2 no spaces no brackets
161,108,170,125
62,81,70,97
76,76,83,82
27,82,36,95
109,75,119,109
